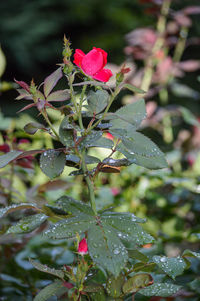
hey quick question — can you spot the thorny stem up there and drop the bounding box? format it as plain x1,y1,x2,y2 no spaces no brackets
69,74,79,114
77,85,97,215
42,110,60,140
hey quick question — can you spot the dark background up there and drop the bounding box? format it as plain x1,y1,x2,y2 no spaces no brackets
0,0,200,116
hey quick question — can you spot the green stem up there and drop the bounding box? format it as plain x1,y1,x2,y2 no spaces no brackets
78,85,87,129
77,84,97,215
42,110,60,140
69,75,78,114
81,149,97,214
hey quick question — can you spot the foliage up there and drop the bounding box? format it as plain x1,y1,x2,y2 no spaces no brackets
0,1,200,300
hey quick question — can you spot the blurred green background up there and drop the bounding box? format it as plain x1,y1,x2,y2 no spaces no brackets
0,0,200,116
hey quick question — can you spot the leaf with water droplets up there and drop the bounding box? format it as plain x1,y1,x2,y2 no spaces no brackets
87,90,109,115
30,259,64,279
7,213,47,234
86,137,114,149
50,195,95,216
33,279,68,301
88,223,128,276
152,256,187,280
0,203,38,219
139,283,181,297
117,143,168,169
106,275,125,297
101,212,153,245
45,214,95,239
80,131,102,148
40,150,66,179
182,249,200,260
106,99,146,132
122,273,153,294
59,117,74,147
122,132,164,158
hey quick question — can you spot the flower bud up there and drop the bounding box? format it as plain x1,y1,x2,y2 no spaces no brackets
78,238,88,256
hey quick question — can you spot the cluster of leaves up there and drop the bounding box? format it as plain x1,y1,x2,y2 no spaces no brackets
0,1,200,300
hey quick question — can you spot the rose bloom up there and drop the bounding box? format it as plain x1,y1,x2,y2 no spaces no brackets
78,238,88,255
74,47,113,82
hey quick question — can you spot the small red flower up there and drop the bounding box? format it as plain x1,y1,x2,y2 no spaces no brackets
74,47,113,82
78,238,88,255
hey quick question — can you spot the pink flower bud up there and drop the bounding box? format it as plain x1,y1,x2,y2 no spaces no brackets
78,238,88,255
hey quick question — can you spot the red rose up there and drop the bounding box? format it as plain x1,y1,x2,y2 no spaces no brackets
74,47,113,82
78,238,88,255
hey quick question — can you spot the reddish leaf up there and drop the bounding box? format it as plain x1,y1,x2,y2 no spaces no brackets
14,80,30,92
43,67,63,97
17,103,36,113
47,89,70,102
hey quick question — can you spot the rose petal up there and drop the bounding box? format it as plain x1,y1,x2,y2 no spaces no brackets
93,47,107,67
74,49,85,67
93,68,113,82
81,49,104,76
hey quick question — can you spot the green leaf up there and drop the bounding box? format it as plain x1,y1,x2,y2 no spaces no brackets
45,214,95,239
33,280,67,301
30,259,64,279
66,154,100,166
87,137,114,149
128,249,149,263
139,283,181,297
122,273,153,294
122,132,164,158
101,212,154,245
88,223,128,276
182,249,200,260
40,150,66,179
24,122,46,134
81,131,102,147
44,67,63,97
52,196,95,216
87,90,109,115
123,83,145,94
106,99,146,132
106,275,125,297
117,143,168,169
7,214,47,234
0,150,23,168
59,117,74,147
189,278,200,293
152,256,187,280
133,262,156,273
0,203,37,219
90,290,107,301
